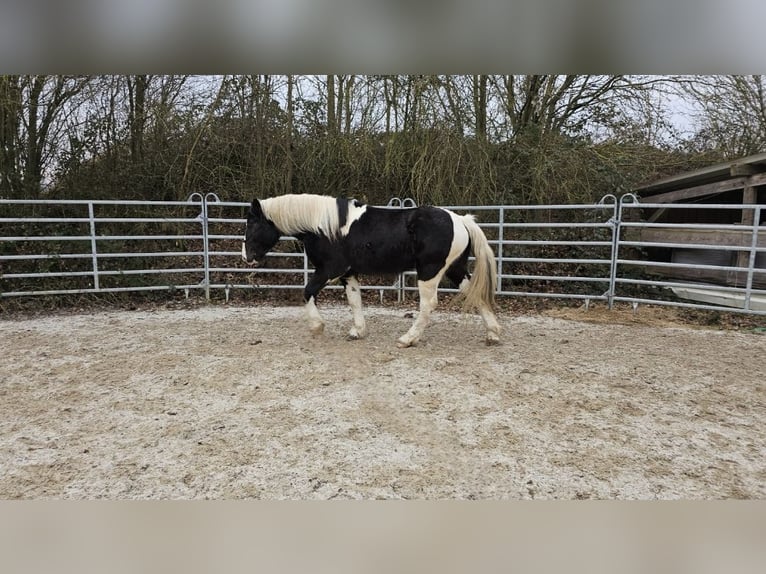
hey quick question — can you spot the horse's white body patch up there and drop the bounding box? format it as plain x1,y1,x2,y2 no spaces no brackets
445,209,470,263
340,201,367,236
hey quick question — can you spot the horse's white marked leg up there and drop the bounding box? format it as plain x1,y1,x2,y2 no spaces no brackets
344,276,367,340
397,276,440,348
459,278,501,345
480,306,501,345
305,296,324,335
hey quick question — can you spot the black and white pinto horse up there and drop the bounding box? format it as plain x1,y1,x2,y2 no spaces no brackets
242,194,501,347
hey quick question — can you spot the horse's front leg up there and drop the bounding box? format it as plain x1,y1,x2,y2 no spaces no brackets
342,275,367,340
304,273,329,335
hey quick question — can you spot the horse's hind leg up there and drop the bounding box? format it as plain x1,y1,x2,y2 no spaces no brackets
460,276,501,345
342,275,367,340
397,274,441,348
448,263,501,346
480,304,501,345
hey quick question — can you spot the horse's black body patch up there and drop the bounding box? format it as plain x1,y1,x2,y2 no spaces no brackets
336,196,349,230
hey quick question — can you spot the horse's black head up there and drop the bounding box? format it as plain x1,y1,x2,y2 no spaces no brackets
242,200,281,266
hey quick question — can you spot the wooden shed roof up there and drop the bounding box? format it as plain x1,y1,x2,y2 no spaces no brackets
633,151,766,203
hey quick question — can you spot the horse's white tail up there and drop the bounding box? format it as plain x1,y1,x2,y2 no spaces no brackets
456,214,498,312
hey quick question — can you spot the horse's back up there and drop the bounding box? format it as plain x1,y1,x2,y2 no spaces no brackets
343,205,458,277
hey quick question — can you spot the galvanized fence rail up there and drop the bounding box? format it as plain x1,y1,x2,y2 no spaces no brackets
2,195,765,316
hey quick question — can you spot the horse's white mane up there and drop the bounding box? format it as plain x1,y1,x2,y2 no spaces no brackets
260,194,342,238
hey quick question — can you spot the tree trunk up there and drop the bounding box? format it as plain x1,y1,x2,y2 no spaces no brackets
326,75,336,134
383,76,392,135
25,76,45,197
473,75,487,140
127,75,148,164
285,74,294,194
343,75,354,135
0,75,21,195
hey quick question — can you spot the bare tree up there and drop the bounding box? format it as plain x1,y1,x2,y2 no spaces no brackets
683,75,766,157
151,75,189,144
489,75,663,139
180,75,227,196
1,74,706,206
13,75,91,197
383,75,398,135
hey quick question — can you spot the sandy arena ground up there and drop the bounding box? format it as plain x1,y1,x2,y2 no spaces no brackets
1,303,764,499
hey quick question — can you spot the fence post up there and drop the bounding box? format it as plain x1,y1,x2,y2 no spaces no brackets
187,193,209,299
87,202,100,291
387,197,417,303
402,198,416,304
743,205,761,311
202,193,221,300
608,193,639,309
497,206,504,294
598,194,619,309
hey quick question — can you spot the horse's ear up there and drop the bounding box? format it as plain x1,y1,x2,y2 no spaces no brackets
250,199,263,218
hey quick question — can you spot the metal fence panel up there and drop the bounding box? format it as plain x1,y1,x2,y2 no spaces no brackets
1,197,207,298
2,195,765,316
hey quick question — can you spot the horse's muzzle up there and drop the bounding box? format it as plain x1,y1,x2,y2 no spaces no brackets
241,242,263,266
241,242,255,265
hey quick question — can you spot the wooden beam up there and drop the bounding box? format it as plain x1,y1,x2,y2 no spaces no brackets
730,163,759,176
640,177,748,204
747,172,766,187
639,227,766,248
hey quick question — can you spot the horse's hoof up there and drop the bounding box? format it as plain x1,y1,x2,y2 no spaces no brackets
347,327,367,341
396,338,417,348
485,336,500,346
309,324,325,336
